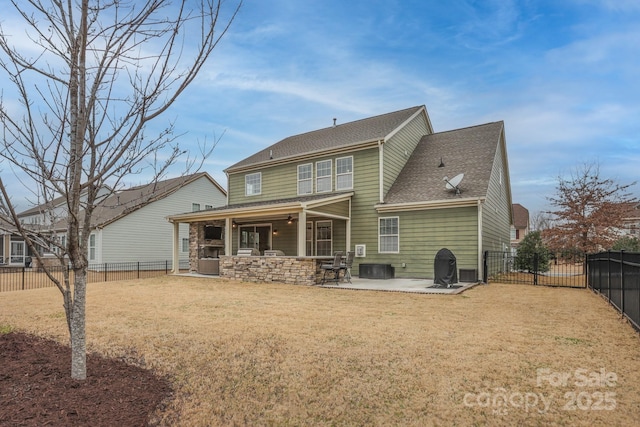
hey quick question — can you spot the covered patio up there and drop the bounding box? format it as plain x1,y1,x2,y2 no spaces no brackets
167,192,354,285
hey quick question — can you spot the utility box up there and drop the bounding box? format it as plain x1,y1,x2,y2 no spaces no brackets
359,263,395,279
459,268,477,282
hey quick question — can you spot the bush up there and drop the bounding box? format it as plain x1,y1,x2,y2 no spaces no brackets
515,231,550,273
611,236,640,252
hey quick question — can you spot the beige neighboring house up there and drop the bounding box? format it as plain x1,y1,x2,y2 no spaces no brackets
510,203,530,249
1,172,226,266
621,202,640,238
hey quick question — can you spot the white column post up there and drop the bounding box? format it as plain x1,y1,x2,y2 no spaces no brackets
297,210,307,256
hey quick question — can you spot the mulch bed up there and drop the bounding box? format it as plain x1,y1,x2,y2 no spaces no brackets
0,332,172,426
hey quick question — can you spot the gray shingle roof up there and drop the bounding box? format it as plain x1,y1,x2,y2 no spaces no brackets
383,121,504,204
226,105,425,172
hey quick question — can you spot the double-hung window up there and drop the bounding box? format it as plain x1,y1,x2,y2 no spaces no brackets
181,238,189,252
192,203,201,212
316,220,332,256
245,172,261,196
379,217,399,253
336,156,353,190
298,164,313,195
316,160,332,193
89,234,96,261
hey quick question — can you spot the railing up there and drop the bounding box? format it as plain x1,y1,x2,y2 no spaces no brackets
483,251,587,288
0,259,190,292
587,251,640,332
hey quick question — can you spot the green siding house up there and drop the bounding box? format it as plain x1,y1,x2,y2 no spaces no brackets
168,105,512,282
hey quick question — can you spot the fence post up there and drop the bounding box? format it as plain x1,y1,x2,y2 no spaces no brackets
533,253,539,286
606,251,611,302
137,261,140,279
620,251,625,316
482,251,488,283
584,254,588,288
22,267,25,290
104,263,108,282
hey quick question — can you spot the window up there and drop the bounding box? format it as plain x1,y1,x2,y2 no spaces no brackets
316,160,332,193
89,234,96,261
336,156,353,190
510,228,517,240
245,172,261,196
192,203,201,212
205,205,213,210
316,220,332,256
239,225,271,253
379,217,399,253
181,238,189,252
298,164,313,195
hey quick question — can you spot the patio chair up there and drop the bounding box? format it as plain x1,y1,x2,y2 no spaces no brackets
320,251,343,285
340,251,355,284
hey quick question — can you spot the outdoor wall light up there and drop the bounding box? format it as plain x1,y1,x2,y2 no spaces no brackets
273,229,278,236
287,215,294,224
232,221,238,228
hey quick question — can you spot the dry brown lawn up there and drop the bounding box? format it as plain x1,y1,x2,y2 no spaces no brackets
1,276,639,426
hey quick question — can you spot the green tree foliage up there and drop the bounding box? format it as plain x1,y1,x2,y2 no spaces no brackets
611,236,640,252
515,231,550,273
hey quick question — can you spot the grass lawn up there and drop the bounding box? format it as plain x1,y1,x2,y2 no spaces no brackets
1,276,639,426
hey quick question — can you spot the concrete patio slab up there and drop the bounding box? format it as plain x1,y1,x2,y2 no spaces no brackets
176,273,481,294
319,277,481,294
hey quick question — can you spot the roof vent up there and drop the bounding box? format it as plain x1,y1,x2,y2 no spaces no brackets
438,157,445,167
333,118,337,127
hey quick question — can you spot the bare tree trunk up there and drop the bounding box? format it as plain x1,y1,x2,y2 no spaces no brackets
70,270,87,380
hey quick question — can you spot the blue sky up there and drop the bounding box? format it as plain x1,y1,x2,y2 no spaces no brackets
3,0,640,215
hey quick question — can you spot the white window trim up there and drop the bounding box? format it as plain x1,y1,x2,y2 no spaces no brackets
297,163,313,195
192,203,201,212
336,156,353,191
316,160,332,193
245,172,262,196
378,216,400,254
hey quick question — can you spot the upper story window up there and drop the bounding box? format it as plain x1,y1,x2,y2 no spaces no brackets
316,160,332,193
298,163,313,195
205,204,213,210
336,156,353,190
245,172,262,196
379,217,399,253
192,203,201,212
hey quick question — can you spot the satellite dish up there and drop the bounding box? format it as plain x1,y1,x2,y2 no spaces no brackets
443,173,464,195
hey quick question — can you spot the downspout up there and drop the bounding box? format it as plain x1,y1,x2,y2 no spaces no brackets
378,139,384,203
477,199,483,280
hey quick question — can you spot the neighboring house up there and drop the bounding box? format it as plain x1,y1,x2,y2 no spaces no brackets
621,203,640,238
1,172,226,266
510,203,530,249
169,105,513,282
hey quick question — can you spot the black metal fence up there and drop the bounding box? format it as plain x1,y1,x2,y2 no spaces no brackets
0,260,189,292
483,251,587,288
587,251,640,332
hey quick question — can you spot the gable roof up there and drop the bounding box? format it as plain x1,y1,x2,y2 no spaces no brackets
382,121,505,205
226,105,428,172
18,172,225,230
512,203,530,229
88,172,225,228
